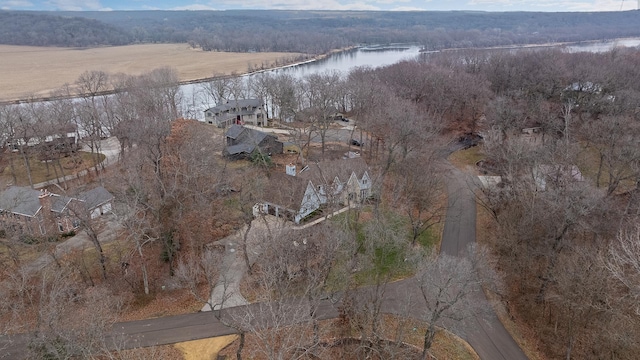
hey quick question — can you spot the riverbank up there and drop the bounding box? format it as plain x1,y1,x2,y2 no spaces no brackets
424,36,640,53
0,44,359,106
0,43,304,104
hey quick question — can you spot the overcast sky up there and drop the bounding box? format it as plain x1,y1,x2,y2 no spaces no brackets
0,0,638,12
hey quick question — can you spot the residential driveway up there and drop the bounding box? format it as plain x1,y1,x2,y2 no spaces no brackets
0,142,528,360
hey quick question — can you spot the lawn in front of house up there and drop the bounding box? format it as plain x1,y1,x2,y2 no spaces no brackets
0,151,104,187
448,145,485,173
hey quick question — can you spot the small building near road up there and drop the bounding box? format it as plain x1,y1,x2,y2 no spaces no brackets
223,125,283,159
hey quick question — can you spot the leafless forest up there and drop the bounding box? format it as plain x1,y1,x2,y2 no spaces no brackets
2,10,640,53
1,31,640,360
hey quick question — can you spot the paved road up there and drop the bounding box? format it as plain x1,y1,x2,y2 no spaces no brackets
0,143,528,359
439,165,528,360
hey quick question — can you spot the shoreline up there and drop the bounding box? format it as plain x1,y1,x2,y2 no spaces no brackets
424,36,640,53
0,46,358,106
1,36,636,106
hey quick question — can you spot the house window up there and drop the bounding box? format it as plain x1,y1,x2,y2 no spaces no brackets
363,179,368,184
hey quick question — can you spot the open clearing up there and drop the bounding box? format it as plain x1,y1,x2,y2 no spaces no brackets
0,44,301,101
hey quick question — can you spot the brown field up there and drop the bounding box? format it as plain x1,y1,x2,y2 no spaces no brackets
0,44,302,101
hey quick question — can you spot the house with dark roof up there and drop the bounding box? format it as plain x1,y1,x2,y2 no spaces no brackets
204,99,266,127
257,158,372,223
223,125,283,159
0,186,113,237
77,186,114,219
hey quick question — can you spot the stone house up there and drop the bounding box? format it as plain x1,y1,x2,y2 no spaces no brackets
204,99,266,127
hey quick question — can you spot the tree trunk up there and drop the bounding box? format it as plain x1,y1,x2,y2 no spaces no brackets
20,147,33,187
236,332,245,360
87,227,108,280
421,324,437,360
137,240,150,295
242,220,253,275
596,152,604,188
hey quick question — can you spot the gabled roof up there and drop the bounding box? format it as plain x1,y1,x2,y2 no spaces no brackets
0,186,42,217
225,125,274,156
298,158,369,186
0,186,114,218
226,143,256,155
226,124,245,140
51,195,74,213
78,186,113,210
263,173,311,211
225,125,269,144
263,158,370,212
205,99,262,114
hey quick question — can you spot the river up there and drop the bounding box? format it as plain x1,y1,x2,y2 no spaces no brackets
181,45,422,120
182,38,640,120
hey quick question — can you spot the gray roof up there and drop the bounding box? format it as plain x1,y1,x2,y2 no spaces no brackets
78,186,113,210
299,158,369,185
225,124,245,140
205,99,262,114
0,186,42,217
0,186,114,218
226,143,256,155
225,125,273,155
262,173,310,211
51,195,74,213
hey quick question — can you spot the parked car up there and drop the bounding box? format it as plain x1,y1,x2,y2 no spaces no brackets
350,139,362,147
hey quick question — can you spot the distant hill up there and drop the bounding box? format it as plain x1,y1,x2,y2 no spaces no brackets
0,11,132,47
1,10,640,52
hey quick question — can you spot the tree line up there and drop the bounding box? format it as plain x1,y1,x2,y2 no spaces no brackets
2,45,640,358
2,10,640,53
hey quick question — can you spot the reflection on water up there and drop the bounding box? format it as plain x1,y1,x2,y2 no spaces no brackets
182,38,640,120
564,38,640,53
182,46,422,119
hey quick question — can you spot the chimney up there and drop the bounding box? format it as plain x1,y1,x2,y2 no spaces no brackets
38,190,56,235
38,189,53,213
286,163,296,176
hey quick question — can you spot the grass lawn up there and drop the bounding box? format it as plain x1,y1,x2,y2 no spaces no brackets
575,142,636,194
329,207,437,287
448,146,485,173
0,151,104,187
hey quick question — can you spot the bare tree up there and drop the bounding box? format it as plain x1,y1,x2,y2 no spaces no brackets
303,70,343,159
201,73,232,106
415,248,488,359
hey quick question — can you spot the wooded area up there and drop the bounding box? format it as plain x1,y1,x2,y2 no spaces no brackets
1,29,640,359
1,10,640,52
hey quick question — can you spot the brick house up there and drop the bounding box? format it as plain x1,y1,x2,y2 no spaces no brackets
0,186,113,237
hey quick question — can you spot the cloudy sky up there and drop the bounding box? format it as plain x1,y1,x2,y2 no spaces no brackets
0,0,638,12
